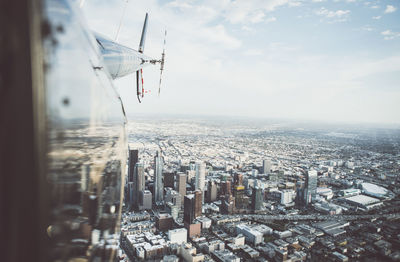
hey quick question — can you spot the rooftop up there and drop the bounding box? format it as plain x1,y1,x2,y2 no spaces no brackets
346,194,380,205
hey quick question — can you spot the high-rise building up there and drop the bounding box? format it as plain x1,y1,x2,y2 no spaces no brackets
304,170,318,205
206,181,217,203
166,202,180,220
186,169,195,184
154,151,164,204
195,161,206,191
234,173,243,186
220,180,232,197
251,187,263,211
262,159,271,175
165,188,182,207
221,195,235,214
176,172,186,200
295,181,305,206
133,162,145,210
164,172,175,188
194,190,202,218
140,190,152,210
184,194,195,225
128,149,138,182
128,181,134,210
233,185,247,209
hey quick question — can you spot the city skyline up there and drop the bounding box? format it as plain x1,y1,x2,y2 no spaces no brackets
82,0,400,124
120,117,400,261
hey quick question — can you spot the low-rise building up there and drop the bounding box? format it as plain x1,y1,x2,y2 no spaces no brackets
178,243,205,262
236,224,263,245
343,194,383,210
273,230,292,239
212,249,240,262
196,216,212,229
169,228,187,245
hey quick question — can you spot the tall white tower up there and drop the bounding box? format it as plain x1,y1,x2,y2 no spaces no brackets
262,159,271,174
154,151,164,204
195,161,206,191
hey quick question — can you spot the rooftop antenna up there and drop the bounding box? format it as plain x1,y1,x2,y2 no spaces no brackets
115,0,129,42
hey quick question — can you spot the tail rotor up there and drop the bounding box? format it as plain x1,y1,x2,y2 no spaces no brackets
158,30,167,96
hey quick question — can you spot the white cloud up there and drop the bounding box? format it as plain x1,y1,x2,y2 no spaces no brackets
167,1,193,10
333,0,357,3
312,0,325,2
241,25,254,32
381,30,400,40
384,5,397,14
362,25,374,31
243,49,264,56
372,16,381,20
199,24,242,49
315,8,350,18
250,10,266,23
315,7,350,22
265,17,277,23
289,1,303,7
223,0,293,24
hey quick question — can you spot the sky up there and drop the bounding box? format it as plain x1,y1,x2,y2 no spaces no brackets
82,0,400,124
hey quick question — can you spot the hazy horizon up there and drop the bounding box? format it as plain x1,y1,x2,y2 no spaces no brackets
127,111,400,130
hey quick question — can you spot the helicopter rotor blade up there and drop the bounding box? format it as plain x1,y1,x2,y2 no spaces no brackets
158,30,167,96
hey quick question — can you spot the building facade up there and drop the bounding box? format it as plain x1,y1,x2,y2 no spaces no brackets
133,162,145,210
251,187,263,211
262,159,271,174
305,170,317,205
128,149,139,183
154,151,164,204
195,161,206,192
176,172,187,201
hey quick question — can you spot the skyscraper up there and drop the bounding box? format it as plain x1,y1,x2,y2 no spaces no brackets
194,190,202,218
233,185,246,209
154,151,164,204
176,172,186,200
140,190,152,210
128,149,138,182
234,173,243,186
221,195,235,214
206,180,217,203
251,187,263,211
164,172,175,188
220,180,232,197
184,194,195,225
128,182,134,210
262,159,271,175
304,170,318,205
133,163,145,210
195,161,206,191
165,188,182,207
